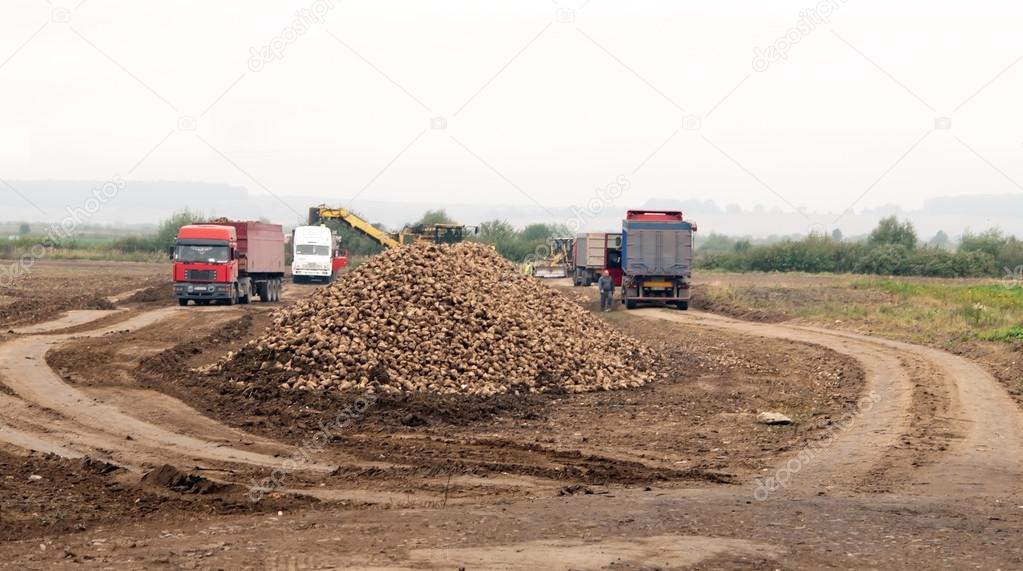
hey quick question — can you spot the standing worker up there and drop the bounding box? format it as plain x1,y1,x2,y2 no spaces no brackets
597,270,615,313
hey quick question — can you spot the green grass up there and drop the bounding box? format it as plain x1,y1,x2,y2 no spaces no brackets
0,247,165,263
842,279,1023,343
42,248,166,262
702,275,1023,346
983,326,1023,342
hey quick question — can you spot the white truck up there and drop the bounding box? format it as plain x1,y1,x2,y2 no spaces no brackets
292,225,346,283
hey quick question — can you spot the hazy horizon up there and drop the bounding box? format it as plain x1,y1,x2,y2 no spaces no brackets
2,181,1020,241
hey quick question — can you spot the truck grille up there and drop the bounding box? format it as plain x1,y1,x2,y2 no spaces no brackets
185,269,216,281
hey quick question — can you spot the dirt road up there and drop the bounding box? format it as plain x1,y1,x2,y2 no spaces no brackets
1,283,1022,568
636,308,1023,501
0,306,335,474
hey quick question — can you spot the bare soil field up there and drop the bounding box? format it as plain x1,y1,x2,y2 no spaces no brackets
0,259,168,329
0,264,1022,569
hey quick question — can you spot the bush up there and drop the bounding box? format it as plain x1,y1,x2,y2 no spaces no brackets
854,244,909,275
697,217,1004,278
960,229,1023,271
869,216,917,249
700,241,1000,278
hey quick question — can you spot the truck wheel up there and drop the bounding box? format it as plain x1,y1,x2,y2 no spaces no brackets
676,301,689,311
275,279,283,301
178,299,188,307
625,300,637,310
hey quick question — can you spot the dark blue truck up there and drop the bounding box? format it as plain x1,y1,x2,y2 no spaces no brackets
620,210,697,310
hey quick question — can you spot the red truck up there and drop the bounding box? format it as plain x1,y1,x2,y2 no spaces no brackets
172,219,285,306
571,232,623,287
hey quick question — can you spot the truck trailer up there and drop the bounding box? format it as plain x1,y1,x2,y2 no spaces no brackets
620,210,696,310
173,220,285,306
572,232,623,287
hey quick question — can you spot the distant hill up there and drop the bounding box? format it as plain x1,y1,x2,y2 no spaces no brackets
3,180,1021,239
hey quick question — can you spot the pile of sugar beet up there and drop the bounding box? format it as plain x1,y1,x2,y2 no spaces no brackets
206,242,659,396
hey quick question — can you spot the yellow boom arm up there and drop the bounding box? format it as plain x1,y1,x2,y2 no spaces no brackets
310,206,401,249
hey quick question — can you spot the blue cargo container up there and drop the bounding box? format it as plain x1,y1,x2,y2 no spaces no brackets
620,210,696,310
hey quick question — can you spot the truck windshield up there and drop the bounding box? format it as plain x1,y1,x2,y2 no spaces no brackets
296,244,330,256
175,245,230,263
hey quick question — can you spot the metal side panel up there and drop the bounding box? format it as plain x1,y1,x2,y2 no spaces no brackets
623,224,693,276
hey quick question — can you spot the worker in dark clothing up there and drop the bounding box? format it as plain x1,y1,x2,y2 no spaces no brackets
597,270,614,312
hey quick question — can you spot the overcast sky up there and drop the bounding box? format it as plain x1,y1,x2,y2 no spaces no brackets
2,0,1022,226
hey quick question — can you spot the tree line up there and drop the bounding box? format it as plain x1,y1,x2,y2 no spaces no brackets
698,216,1023,278
58,208,570,262
10,209,1020,280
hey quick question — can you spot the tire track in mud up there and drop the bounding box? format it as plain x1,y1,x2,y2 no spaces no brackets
636,308,1023,499
0,308,334,474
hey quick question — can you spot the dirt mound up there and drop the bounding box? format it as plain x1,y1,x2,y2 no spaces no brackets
125,282,175,304
208,243,658,396
0,294,114,327
79,456,122,475
141,464,236,495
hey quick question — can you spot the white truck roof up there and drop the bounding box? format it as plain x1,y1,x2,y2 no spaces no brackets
293,225,333,245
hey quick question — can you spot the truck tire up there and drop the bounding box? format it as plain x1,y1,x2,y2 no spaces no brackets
625,300,637,310
676,301,689,311
178,299,188,307
275,279,283,301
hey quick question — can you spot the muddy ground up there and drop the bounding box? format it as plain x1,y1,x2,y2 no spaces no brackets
40,274,863,507
1,262,1022,569
0,260,169,329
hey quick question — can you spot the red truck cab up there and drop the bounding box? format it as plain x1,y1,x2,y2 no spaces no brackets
173,225,239,305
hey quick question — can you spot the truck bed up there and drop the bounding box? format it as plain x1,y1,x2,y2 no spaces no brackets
621,220,694,276
224,221,285,275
